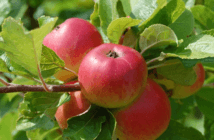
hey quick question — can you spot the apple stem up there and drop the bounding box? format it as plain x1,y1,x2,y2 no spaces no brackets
106,50,119,58
64,67,78,76
55,26,60,30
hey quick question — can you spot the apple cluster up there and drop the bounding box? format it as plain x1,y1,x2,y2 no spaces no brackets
43,18,205,140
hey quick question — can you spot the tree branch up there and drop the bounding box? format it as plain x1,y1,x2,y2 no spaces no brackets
0,83,81,94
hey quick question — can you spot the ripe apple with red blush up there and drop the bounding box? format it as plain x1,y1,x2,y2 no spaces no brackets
43,18,103,82
78,43,148,108
112,78,171,140
55,81,91,129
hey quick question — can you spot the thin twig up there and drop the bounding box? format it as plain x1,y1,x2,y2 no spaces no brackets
146,56,162,65
63,67,78,76
0,78,10,86
32,37,50,92
0,83,81,94
140,43,155,55
37,64,50,92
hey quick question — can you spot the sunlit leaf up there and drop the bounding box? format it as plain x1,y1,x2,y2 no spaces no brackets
107,17,141,44
139,24,178,51
0,112,19,140
0,0,11,25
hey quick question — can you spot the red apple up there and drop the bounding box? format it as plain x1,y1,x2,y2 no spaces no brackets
43,18,103,82
55,81,91,129
112,78,171,140
171,63,205,99
78,43,148,108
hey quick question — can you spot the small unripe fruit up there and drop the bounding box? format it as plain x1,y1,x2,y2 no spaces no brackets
78,43,147,108
43,18,103,82
112,78,171,140
171,63,205,99
55,81,91,129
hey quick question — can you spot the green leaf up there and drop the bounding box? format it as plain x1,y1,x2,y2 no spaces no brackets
202,29,214,36
0,94,22,118
26,125,63,140
139,24,178,51
99,0,119,35
0,57,10,73
122,28,138,48
0,0,11,25
191,5,214,30
44,78,64,85
0,112,19,140
38,16,58,27
107,17,141,44
139,0,185,32
170,96,195,120
195,87,214,120
156,59,197,85
157,120,205,140
30,16,58,65
130,0,158,20
56,92,70,107
204,116,214,140
116,0,126,18
167,34,214,59
0,17,57,77
120,0,132,16
24,92,63,113
45,93,71,118
12,76,38,85
204,0,214,11
97,26,110,43
183,0,195,8
12,130,28,140
0,18,37,76
169,9,194,39
96,110,116,140
90,2,100,27
204,75,214,84
40,45,64,78
63,105,106,140
20,92,64,118
0,53,33,77
18,101,36,118
16,114,55,131
7,0,28,20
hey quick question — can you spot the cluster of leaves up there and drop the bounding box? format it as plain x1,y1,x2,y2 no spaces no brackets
0,0,214,140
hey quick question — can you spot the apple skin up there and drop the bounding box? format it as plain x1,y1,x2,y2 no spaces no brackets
43,18,103,82
78,43,148,108
112,78,171,140
171,63,205,99
55,81,91,129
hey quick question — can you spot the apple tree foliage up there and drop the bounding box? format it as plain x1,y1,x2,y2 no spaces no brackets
0,0,214,139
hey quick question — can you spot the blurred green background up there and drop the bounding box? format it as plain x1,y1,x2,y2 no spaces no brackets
0,0,95,31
